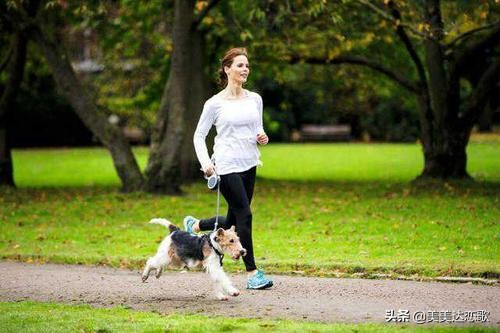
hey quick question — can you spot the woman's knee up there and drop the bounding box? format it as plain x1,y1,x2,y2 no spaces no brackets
234,206,252,225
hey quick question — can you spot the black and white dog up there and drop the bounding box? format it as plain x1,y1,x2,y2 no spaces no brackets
142,218,246,300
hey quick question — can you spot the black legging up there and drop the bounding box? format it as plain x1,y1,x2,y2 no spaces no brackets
199,166,257,272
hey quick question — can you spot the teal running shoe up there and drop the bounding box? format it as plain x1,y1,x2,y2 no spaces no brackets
183,216,199,235
247,270,273,289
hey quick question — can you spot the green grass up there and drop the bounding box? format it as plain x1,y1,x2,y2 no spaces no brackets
10,142,499,187
0,301,494,333
261,143,499,182
1,142,499,278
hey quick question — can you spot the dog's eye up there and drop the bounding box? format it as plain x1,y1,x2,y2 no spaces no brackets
230,240,234,243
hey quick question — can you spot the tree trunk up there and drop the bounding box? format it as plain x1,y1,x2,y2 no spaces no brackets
180,29,211,180
417,0,470,179
415,91,469,179
477,103,493,132
419,128,470,178
0,32,27,187
145,0,195,194
32,25,144,192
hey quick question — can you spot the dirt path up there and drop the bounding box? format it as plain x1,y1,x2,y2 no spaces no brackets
1,261,498,326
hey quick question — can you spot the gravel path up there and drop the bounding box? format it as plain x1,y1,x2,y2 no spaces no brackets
1,261,498,326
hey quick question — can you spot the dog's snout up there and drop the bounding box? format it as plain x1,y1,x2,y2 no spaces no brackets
240,249,247,257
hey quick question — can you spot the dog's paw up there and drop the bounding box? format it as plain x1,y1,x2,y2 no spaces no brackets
227,287,240,297
141,275,148,283
216,293,229,301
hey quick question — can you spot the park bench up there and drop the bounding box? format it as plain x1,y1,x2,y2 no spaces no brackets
123,126,147,144
299,124,351,141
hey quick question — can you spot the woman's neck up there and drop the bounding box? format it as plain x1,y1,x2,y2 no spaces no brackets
223,82,246,99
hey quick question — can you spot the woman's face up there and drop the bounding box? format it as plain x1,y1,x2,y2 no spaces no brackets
225,55,250,85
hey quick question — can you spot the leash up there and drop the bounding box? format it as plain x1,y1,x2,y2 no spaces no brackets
201,166,224,265
204,165,221,232
214,179,220,231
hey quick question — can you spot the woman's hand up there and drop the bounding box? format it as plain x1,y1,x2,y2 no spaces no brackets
204,164,216,177
257,133,269,145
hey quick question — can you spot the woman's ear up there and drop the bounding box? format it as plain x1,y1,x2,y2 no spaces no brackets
224,65,230,75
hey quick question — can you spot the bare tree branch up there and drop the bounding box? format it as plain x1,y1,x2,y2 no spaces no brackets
384,0,433,139
454,24,500,69
0,1,38,73
0,43,13,74
447,21,500,49
386,1,428,90
0,0,38,33
461,60,500,124
355,0,430,40
192,0,222,30
0,32,27,116
31,22,145,191
0,31,28,187
290,54,419,93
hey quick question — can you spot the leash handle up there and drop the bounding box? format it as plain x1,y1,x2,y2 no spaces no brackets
202,163,221,232
214,180,220,231
210,163,220,232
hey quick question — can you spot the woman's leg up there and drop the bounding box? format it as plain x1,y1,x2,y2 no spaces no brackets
219,170,257,272
198,167,255,231
241,167,256,204
198,215,229,231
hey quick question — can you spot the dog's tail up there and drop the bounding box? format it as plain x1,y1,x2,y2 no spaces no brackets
149,218,179,233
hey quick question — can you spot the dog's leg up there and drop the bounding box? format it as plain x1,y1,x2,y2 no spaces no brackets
220,270,240,297
214,281,227,300
204,255,240,300
143,237,172,282
142,255,170,282
142,257,154,282
155,266,163,279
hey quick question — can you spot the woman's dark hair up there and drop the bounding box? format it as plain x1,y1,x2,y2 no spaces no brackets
218,47,248,87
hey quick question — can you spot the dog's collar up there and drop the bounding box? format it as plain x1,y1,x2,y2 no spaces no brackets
203,233,224,266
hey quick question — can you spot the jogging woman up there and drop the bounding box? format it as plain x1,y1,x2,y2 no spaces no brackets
184,47,273,290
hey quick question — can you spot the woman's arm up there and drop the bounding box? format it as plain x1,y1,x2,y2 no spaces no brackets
193,100,216,173
255,94,268,145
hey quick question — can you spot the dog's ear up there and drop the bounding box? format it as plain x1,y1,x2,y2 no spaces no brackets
229,225,235,232
216,228,224,236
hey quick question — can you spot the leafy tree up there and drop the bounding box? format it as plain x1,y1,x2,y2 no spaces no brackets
3,0,496,191
0,27,28,187
144,0,224,193
1,0,229,193
63,0,225,193
71,0,172,135
1,0,144,191
263,0,500,178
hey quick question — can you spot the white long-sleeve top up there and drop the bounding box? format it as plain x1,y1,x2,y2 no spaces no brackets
193,90,265,175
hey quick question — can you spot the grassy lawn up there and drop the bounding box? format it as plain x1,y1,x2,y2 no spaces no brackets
0,301,494,333
1,142,499,278
10,142,499,187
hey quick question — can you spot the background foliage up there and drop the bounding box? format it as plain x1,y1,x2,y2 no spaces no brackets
3,0,497,146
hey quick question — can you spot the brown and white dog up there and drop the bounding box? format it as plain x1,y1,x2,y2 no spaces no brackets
142,218,246,300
